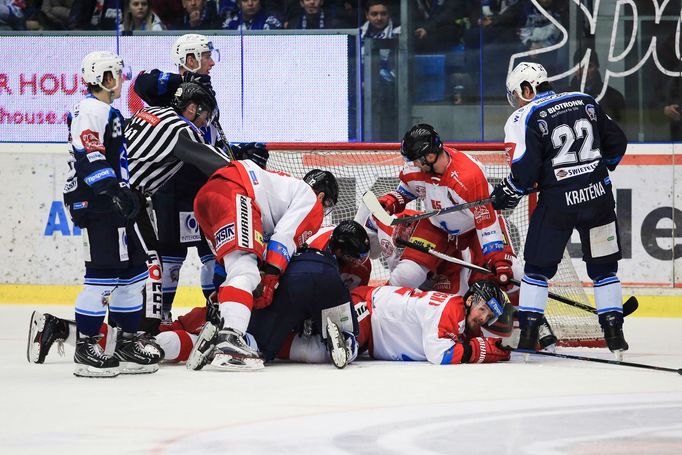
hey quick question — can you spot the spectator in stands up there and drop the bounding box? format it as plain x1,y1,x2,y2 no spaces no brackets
66,0,123,30
180,0,221,30
286,0,346,29
413,0,465,53
41,0,75,29
222,0,281,30
151,0,183,28
517,0,568,74
360,0,399,39
568,47,626,123
0,0,26,30
120,0,165,31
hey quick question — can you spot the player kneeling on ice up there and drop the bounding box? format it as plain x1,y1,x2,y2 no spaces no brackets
186,167,339,371
43,51,163,378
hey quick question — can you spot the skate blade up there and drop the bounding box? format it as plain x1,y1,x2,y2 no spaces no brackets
326,318,348,369
209,353,264,371
119,362,159,374
186,323,218,371
73,364,120,378
27,311,46,364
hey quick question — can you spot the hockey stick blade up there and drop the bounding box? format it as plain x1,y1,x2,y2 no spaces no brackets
518,349,682,375
361,191,396,226
396,238,637,317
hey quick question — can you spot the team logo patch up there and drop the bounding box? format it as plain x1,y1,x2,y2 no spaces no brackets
80,130,105,153
473,205,491,223
538,120,549,136
64,179,77,193
539,110,547,118
214,223,236,250
380,238,395,257
416,186,426,198
298,230,313,246
179,211,201,243
236,194,254,249
586,104,597,121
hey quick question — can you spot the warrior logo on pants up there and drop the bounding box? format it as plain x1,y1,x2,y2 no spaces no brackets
236,194,253,250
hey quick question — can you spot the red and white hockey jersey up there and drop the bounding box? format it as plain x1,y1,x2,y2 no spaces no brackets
395,146,508,258
213,160,323,270
353,285,477,364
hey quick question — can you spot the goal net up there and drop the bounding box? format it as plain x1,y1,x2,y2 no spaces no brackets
267,142,605,348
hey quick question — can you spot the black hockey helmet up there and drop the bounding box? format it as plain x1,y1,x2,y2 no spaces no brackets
463,279,507,325
171,82,217,121
329,220,370,259
303,169,339,210
400,123,443,162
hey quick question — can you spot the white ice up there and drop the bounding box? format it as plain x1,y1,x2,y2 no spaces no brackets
2,304,682,455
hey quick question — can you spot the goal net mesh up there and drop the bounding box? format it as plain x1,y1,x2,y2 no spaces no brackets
267,142,604,347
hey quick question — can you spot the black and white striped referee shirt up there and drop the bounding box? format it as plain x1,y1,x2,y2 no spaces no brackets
125,106,230,196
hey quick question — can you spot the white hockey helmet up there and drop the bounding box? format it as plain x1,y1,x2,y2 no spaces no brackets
506,61,547,107
81,51,131,91
172,34,220,72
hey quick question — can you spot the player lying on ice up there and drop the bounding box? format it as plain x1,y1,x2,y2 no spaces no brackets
27,220,371,370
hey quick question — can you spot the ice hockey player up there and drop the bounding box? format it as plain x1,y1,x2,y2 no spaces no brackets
490,62,628,358
370,123,519,295
270,279,514,365
54,51,163,377
27,221,368,369
186,167,339,371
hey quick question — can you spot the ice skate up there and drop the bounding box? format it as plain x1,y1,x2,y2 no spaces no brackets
325,317,349,369
209,327,264,371
113,333,163,374
537,317,557,353
27,311,69,364
186,321,220,371
74,336,120,378
599,311,628,360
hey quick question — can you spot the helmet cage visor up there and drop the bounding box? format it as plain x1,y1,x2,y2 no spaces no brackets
471,293,504,326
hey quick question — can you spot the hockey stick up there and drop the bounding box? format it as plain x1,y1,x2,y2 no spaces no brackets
395,238,639,317
212,119,235,161
518,350,682,375
362,191,493,226
362,189,539,226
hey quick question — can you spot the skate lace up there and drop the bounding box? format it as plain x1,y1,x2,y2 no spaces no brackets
56,339,65,357
87,342,108,360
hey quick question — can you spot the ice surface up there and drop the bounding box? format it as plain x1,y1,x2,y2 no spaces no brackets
2,304,682,454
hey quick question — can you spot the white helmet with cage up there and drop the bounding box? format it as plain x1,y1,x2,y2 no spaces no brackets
171,34,221,72
81,51,131,92
506,61,547,107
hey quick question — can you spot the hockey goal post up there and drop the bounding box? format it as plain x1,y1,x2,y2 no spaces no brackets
266,142,605,348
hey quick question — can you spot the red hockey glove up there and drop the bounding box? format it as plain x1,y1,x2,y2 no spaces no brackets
467,337,511,363
485,252,514,287
253,272,280,309
377,191,407,215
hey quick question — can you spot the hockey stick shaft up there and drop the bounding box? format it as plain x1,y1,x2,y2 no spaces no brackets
212,119,235,161
519,350,682,375
395,238,638,317
362,191,493,226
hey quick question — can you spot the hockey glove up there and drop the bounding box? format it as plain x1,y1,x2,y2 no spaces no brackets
467,337,511,363
182,72,216,98
485,251,514,287
491,176,525,211
253,266,280,309
107,186,141,220
377,191,407,215
231,142,270,169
